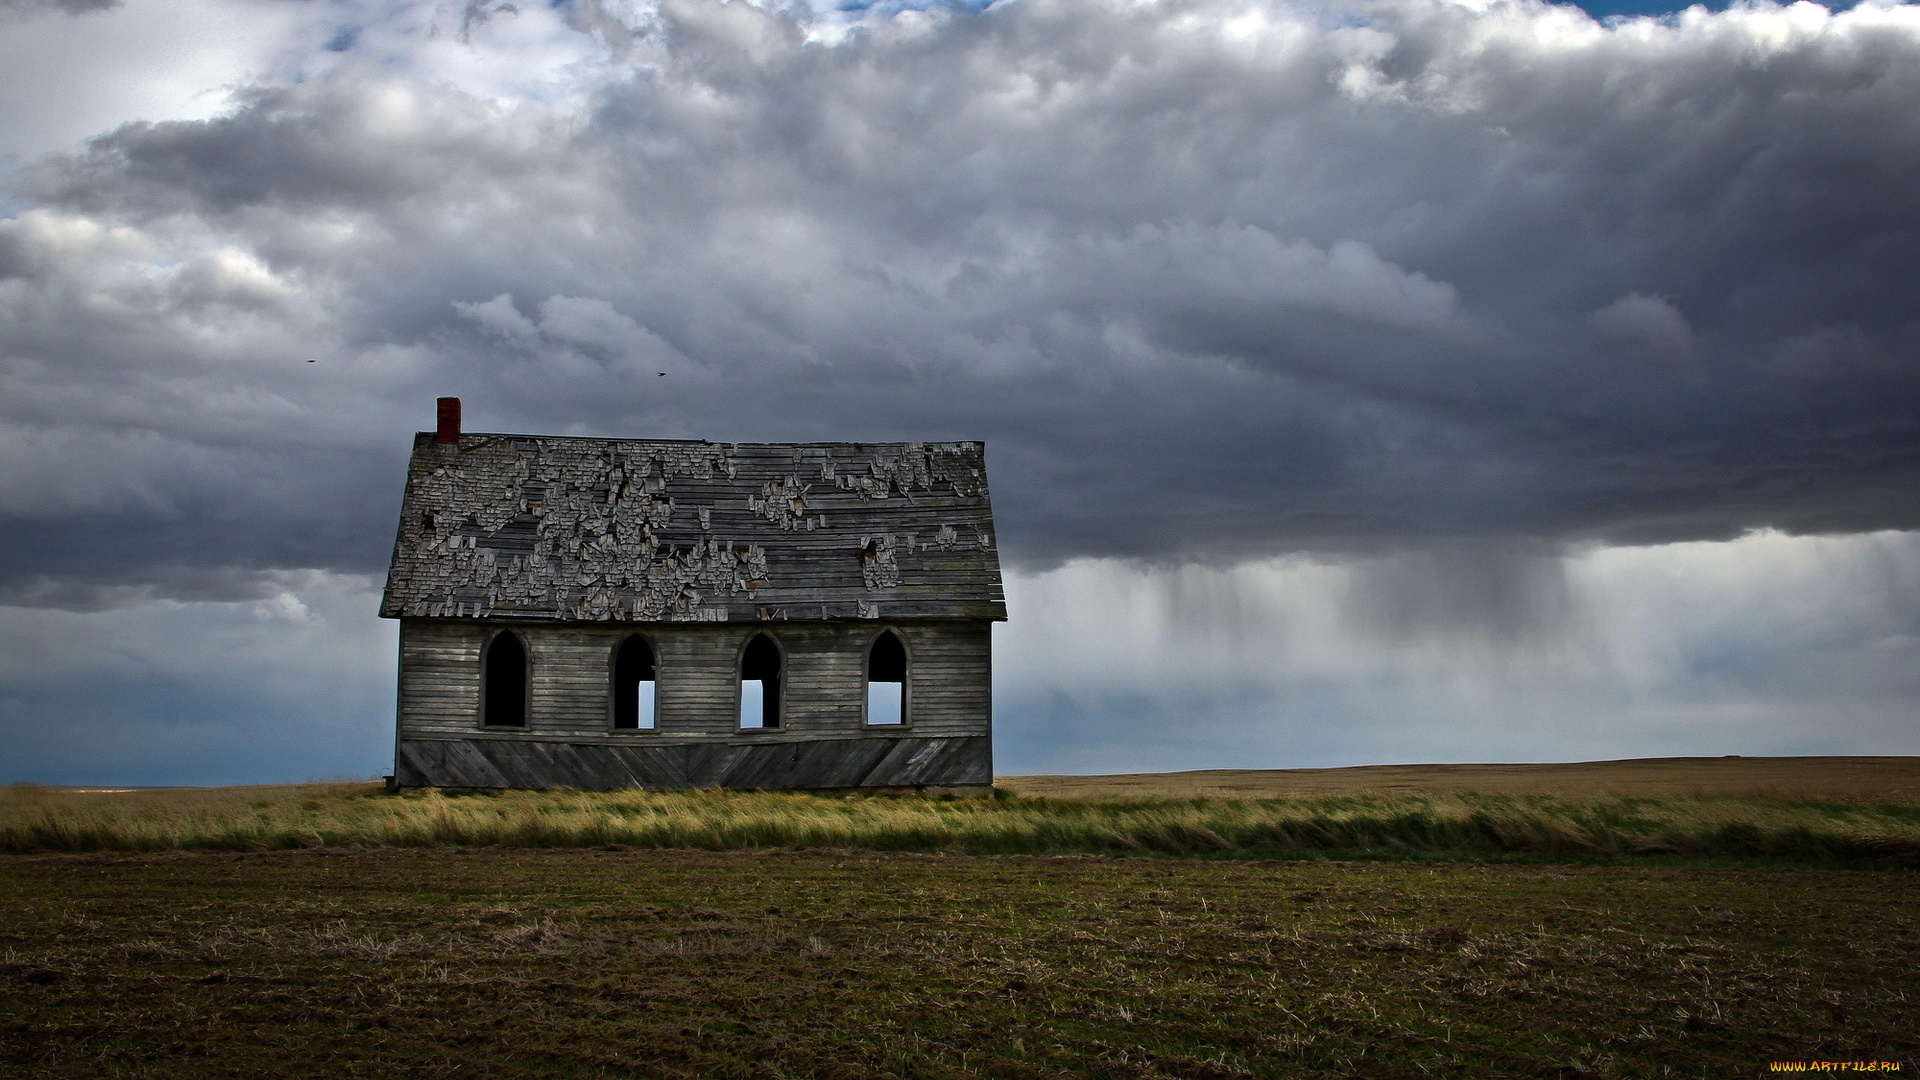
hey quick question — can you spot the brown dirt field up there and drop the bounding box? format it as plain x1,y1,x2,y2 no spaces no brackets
997,755,1920,803
3,849,1915,1078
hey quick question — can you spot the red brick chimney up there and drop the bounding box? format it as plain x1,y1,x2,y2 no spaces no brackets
435,397,461,444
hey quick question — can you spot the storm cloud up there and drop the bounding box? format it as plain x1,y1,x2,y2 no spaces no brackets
2,0,1917,779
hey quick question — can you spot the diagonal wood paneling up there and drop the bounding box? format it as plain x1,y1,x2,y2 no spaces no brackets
394,735,991,791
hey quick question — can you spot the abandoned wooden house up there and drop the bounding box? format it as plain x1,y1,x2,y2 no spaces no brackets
379,399,1006,791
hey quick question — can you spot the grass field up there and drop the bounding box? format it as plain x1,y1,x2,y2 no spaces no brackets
5,757,1920,864
3,759,1916,1076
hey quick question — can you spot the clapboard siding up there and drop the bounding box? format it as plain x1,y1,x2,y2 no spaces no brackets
394,616,993,789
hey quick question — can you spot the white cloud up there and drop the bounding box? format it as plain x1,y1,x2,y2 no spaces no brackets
453,292,538,340
0,0,320,161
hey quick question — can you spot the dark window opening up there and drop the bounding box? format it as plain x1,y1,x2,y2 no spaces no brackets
613,635,657,730
739,633,782,729
483,631,528,728
866,630,906,725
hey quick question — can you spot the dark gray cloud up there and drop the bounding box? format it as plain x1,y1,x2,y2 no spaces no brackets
3,0,1919,607
1341,540,1578,650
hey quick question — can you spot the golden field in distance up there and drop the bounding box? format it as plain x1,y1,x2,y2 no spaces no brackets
998,755,1920,804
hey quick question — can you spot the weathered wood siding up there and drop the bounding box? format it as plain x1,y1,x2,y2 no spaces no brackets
394,617,992,790
394,734,989,791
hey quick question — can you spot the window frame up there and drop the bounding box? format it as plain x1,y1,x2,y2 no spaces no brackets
479,627,533,730
863,627,911,727
608,632,661,732
736,631,786,731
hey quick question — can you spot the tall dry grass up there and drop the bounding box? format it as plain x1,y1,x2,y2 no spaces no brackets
4,782,1918,863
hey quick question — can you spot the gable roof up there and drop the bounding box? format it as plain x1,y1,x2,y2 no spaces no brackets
380,434,1005,623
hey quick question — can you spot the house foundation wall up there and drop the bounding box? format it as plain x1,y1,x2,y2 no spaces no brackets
394,733,991,791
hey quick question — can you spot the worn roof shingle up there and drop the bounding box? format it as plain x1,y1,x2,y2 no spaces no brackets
380,434,1006,622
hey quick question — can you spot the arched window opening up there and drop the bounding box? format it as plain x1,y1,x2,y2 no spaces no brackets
739,633,782,729
483,631,528,728
612,635,656,730
866,630,907,725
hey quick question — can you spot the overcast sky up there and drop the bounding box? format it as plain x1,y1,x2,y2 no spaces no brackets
2,0,1916,784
